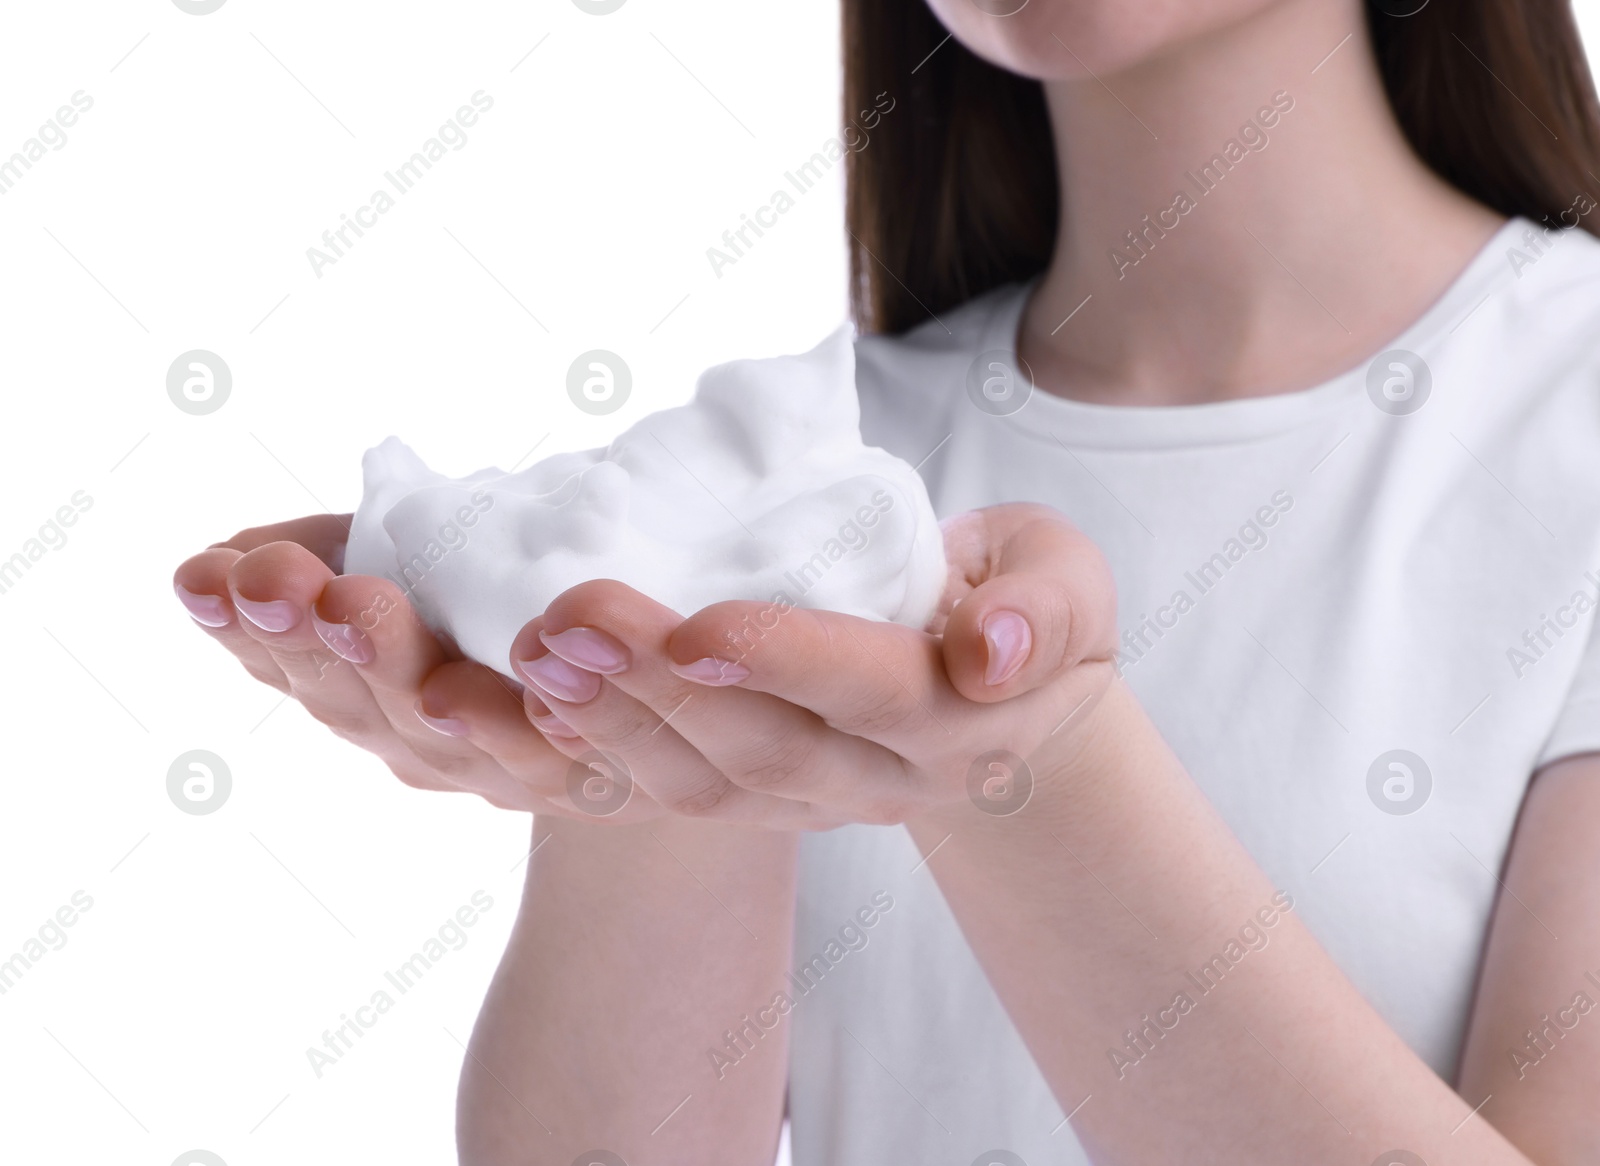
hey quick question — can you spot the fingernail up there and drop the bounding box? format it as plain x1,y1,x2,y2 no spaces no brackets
313,611,373,664
513,653,602,704
668,656,750,686
539,626,630,674
530,710,581,738
175,583,230,628
234,594,301,633
415,702,469,737
982,610,1032,686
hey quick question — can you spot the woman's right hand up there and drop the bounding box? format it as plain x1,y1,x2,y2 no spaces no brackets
171,512,665,821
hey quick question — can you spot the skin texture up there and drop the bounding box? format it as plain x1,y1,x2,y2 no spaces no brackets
929,0,1503,407
172,0,1598,1161
1456,757,1600,1165
458,814,799,1164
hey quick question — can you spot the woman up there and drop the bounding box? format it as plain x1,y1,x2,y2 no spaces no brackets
174,0,1600,1162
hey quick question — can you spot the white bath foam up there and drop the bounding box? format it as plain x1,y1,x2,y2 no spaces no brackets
344,326,948,678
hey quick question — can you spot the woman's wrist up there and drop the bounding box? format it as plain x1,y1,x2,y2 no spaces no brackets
518,811,802,898
906,672,1147,846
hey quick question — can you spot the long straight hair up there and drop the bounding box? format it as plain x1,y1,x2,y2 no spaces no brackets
843,1,1600,334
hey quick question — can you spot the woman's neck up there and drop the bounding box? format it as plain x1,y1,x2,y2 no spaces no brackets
1020,0,1504,407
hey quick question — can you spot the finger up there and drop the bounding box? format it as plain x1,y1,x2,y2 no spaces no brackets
224,544,488,794
539,581,897,821
937,505,1118,703
667,598,969,752
182,542,461,792
185,532,541,811
172,547,289,691
422,670,625,814
233,559,512,806
226,540,345,689
525,668,806,825
457,612,587,744
312,572,475,760
670,598,1110,790
312,577,595,815
520,684,586,743
514,590,820,826
418,659,586,801
212,512,353,572
173,513,352,680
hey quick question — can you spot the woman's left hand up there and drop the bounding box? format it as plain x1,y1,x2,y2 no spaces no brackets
505,503,1119,829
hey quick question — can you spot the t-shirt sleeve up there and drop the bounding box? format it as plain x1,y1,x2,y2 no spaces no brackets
1535,612,1600,770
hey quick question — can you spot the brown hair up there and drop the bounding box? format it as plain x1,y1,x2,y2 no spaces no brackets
844,1,1600,335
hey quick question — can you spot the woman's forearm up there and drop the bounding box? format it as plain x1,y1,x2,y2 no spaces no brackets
907,680,1533,1164
1456,754,1600,1164
458,813,798,1166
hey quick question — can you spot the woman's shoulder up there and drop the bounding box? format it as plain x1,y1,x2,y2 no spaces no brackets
1491,215,1600,316
1484,217,1600,338
1501,214,1600,282
851,281,1029,458
1447,219,1600,414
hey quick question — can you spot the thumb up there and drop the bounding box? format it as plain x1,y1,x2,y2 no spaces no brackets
938,505,1117,704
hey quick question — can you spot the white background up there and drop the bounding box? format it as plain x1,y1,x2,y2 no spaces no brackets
0,2,1597,1164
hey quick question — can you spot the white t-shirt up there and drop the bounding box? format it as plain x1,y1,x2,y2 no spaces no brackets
785,216,1600,1164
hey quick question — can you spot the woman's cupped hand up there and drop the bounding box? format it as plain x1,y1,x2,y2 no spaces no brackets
172,503,1118,830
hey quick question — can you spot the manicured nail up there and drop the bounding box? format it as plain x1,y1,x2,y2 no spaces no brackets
313,611,373,664
233,594,301,633
530,710,581,738
415,702,469,737
539,626,630,674
982,610,1032,686
513,653,602,704
174,583,231,628
668,657,750,686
